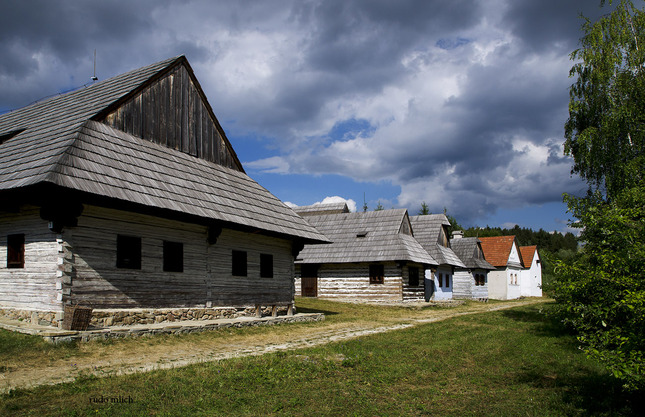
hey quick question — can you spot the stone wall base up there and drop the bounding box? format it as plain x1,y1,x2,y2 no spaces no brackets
1,305,294,329
90,306,293,327
0,308,63,327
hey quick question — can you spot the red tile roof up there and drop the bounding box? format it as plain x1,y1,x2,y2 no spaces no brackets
478,236,518,267
520,245,538,268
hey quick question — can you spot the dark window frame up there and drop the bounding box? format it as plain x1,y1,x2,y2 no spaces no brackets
116,235,142,269
369,264,384,284
260,253,273,278
7,234,25,269
232,250,247,277
163,241,184,272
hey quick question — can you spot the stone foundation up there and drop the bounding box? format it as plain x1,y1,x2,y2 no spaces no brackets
0,308,63,327
1,305,294,329
90,307,273,327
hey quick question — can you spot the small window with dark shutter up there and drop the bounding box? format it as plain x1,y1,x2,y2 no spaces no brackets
7,234,25,269
260,254,273,278
369,264,384,284
116,235,141,269
232,250,247,277
163,241,183,272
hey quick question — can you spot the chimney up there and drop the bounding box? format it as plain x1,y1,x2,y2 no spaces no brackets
452,230,463,239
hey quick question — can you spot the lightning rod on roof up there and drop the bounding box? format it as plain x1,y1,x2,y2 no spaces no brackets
91,49,98,81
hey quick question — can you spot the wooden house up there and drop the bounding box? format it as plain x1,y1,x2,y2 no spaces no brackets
409,215,465,300
294,206,437,302
449,231,495,300
478,236,524,300
520,245,542,297
0,56,328,328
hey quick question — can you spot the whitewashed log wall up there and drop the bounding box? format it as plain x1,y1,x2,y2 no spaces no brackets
295,262,426,302
1,204,295,315
453,270,488,300
0,205,61,312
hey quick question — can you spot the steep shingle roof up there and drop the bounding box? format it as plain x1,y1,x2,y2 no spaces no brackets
450,237,495,270
520,245,538,268
0,57,328,243
409,214,465,268
478,236,523,267
296,209,437,265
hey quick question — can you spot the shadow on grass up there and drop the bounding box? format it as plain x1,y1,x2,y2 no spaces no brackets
294,306,339,316
518,365,645,416
500,303,574,338
502,304,645,416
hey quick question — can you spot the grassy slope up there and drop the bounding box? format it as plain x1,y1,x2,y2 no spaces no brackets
1,301,642,416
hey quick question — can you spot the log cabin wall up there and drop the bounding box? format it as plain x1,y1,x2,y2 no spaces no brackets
295,262,403,302
100,64,242,171
0,205,62,314
452,270,474,299
402,263,425,301
68,205,294,309
208,229,294,306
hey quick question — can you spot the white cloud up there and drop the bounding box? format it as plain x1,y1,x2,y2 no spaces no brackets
288,196,357,213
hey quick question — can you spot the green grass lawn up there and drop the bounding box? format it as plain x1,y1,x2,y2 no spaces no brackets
1,302,642,416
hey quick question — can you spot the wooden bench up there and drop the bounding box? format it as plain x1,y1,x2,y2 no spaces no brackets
254,302,294,318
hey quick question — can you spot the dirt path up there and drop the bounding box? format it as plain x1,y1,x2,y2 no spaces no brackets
0,299,546,393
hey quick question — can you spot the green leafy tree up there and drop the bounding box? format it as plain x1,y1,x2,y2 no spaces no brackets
418,202,430,215
564,0,645,199
551,0,645,391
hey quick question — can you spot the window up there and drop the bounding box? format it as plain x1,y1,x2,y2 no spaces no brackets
475,274,486,286
232,250,247,276
7,234,25,268
260,254,273,278
0,128,25,146
369,264,384,284
409,267,419,287
438,273,443,287
445,274,451,288
117,235,141,269
163,241,183,272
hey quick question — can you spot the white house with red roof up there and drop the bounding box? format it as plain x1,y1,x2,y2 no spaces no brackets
478,236,524,300
520,246,542,297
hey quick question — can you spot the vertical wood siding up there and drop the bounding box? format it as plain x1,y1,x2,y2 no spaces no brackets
101,65,241,171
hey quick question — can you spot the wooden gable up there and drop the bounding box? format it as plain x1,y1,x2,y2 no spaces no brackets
98,60,243,171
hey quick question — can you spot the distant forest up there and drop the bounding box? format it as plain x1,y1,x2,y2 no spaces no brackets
445,215,578,254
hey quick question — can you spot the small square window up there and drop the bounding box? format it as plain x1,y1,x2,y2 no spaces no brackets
232,250,247,277
163,241,183,272
260,254,273,278
117,235,141,269
7,234,25,269
369,264,384,284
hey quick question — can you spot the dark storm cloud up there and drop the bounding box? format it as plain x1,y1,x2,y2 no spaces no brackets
0,0,156,71
0,0,595,227
502,0,608,53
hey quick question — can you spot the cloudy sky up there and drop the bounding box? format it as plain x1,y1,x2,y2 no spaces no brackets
1,0,614,232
